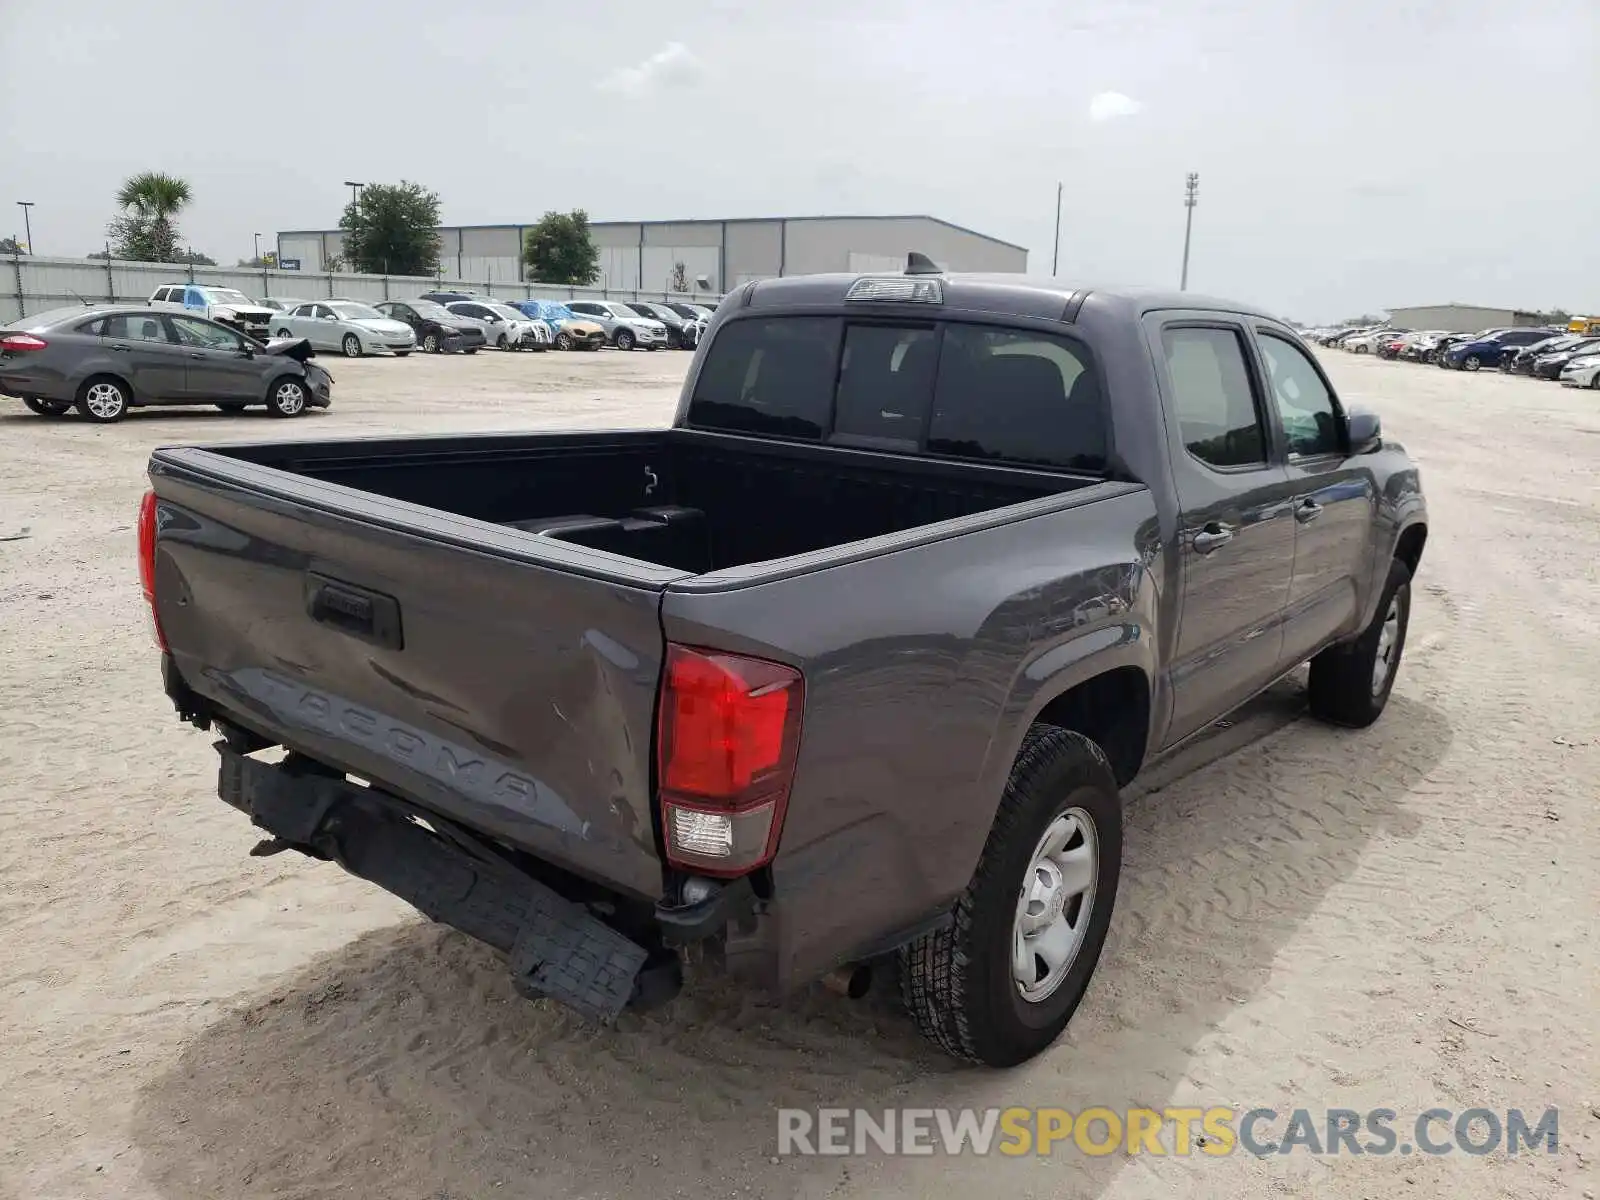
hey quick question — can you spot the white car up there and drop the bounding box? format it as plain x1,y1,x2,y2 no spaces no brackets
444,301,550,351
1558,353,1600,389
269,300,418,357
149,284,276,342
565,300,669,350
1342,328,1404,354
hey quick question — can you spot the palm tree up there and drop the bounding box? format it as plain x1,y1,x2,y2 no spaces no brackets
111,172,192,262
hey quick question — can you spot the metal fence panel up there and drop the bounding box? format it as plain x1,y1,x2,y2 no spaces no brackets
1,254,724,324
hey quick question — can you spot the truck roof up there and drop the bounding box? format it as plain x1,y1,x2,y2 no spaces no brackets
737,271,1281,325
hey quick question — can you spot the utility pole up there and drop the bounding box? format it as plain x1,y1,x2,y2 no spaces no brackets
1051,182,1063,276
343,181,364,208
17,201,34,254
1180,172,1199,291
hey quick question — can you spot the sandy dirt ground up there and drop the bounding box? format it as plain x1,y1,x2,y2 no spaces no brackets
1,345,1596,1200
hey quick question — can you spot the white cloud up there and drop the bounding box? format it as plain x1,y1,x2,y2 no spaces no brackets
597,42,705,96
1088,91,1143,121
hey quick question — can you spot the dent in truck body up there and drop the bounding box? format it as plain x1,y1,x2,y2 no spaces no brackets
149,462,672,902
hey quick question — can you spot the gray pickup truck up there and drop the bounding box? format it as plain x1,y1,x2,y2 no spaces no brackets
141,264,1427,1067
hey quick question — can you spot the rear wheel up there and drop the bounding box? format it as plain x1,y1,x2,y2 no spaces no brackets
266,377,307,418
899,726,1121,1067
341,333,362,358
614,328,635,351
23,397,72,417
1308,557,1411,728
75,376,130,422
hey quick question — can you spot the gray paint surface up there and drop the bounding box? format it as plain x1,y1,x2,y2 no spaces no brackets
145,271,1426,991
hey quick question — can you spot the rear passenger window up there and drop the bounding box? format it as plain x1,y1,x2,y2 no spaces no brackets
1161,327,1267,468
688,316,840,439
928,326,1105,471
833,325,938,445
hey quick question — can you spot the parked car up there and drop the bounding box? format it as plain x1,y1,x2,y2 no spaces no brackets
1343,328,1408,354
1375,333,1412,360
511,300,607,351
373,300,485,354
1530,336,1600,380
259,298,308,315
1,304,331,421
565,300,668,350
139,268,1426,1067
1429,333,1479,365
666,302,716,323
444,300,551,351
1398,331,1448,362
1557,349,1600,388
1501,334,1579,374
269,300,418,358
1440,327,1556,371
623,301,699,350
149,284,276,343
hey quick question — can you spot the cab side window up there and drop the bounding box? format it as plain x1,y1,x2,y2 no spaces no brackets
1257,331,1341,458
1161,326,1267,469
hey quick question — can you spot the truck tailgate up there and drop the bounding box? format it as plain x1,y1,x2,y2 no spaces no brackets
149,449,688,901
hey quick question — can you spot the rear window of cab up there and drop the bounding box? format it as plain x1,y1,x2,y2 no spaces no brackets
687,316,1107,473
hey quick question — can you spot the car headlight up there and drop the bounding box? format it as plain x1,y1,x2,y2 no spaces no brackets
215,307,236,320
1568,356,1600,368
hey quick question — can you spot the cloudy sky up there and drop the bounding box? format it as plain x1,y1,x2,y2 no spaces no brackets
1,0,1595,321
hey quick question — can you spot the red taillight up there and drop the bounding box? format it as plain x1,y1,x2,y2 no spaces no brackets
657,644,804,875
0,333,48,352
137,490,168,651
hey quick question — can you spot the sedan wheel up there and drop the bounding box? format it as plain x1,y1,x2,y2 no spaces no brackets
76,378,129,422
554,331,573,351
342,333,363,358
23,397,73,418
267,378,307,418
422,332,440,353
276,328,292,339
1463,355,1481,372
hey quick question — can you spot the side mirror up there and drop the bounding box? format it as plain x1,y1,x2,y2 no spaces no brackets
1345,408,1382,454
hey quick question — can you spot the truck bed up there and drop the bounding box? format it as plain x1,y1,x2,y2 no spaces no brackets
203,427,1094,575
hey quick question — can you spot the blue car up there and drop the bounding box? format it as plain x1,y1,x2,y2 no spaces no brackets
1442,327,1561,371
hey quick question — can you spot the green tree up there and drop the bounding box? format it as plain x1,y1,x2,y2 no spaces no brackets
339,181,441,275
108,171,192,262
0,236,21,254
523,210,600,285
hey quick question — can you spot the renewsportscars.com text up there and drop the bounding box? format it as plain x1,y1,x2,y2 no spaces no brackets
777,1106,1560,1158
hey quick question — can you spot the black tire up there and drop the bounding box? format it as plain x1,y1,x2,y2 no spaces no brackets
554,331,573,351
1462,354,1481,372
614,328,635,351
275,328,293,339
265,376,308,418
341,333,363,358
23,396,72,417
496,333,509,349
215,402,248,413
463,347,478,355
899,726,1122,1067
422,332,440,353
1308,557,1412,728
395,351,410,358
75,376,130,422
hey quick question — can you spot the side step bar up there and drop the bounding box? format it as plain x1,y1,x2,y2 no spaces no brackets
216,745,652,1022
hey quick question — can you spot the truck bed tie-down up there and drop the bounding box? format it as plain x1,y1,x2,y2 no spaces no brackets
218,745,653,1022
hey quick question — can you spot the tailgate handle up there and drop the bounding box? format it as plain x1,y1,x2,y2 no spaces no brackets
305,573,404,650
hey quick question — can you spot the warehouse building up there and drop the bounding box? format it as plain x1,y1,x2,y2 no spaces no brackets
277,215,1028,290
1386,303,1547,333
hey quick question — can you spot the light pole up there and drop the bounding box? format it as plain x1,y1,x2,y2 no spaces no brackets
17,201,34,254
254,232,262,263
1051,182,1062,277
1179,173,1199,291
343,181,364,208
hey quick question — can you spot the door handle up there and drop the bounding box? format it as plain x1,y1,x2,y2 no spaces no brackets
1193,523,1234,554
1295,499,1324,523
188,352,205,359
110,344,131,352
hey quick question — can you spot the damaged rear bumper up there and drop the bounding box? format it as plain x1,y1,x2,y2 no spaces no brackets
217,745,656,1022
